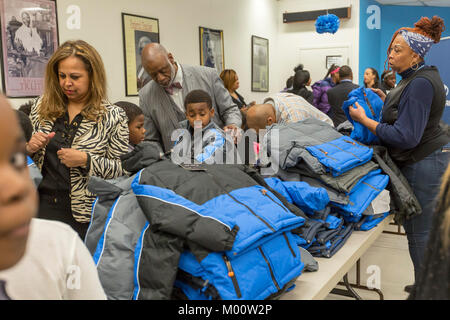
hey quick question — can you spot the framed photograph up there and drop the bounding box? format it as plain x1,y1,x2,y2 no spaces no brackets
199,26,224,74
0,0,59,98
251,35,269,92
122,13,159,96
326,55,343,69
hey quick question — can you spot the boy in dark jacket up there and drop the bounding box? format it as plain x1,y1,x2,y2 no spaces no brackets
115,101,146,152
173,89,234,164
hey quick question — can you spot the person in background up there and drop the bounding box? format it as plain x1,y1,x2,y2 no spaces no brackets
115,101,146,152
349,16,449,293
312,64,340,115
0,95,106,300
380,70,397,94
288,64,314,105
281,76,294,92
219,69,255,111
139,43,241,152
326,65,360,127
26,40,129,239
363,67,383,92
245,92,334,134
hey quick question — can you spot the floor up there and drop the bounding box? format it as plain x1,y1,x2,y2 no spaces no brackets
325,223,414,300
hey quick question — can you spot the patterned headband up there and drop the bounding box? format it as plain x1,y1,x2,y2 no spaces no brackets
399,29,434,58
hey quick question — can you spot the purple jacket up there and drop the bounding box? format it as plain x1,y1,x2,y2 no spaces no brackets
312,78,335,114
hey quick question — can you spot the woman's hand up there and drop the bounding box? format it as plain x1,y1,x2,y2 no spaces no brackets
348,102,367,123
26,132,55,155
371,88,386,102
57,148,88,168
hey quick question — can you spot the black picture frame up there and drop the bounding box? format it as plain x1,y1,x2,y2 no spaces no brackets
199,26,224,74
251,35,269,92
0,0,59,98
122,12,160,96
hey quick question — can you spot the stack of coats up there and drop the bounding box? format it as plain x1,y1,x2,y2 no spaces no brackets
84,142,332,300
260,118,403,259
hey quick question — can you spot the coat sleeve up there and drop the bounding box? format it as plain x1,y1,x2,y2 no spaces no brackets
264,177,330,214
210,69,242,128
88,107,129,179
132,171,238,252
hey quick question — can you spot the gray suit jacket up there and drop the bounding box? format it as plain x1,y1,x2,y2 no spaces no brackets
139,64,242,152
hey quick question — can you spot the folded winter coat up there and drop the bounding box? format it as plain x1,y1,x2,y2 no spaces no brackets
309,222,354,258
290,160,379,195
354,212,391,231
261,118,342,173
370,145,422,225
172,231,304,300
342,87,383,145
333,169,389,223
86,175,147,300
305,136,373,177
275,169,350,206
131,161,309,300
261,118,373,178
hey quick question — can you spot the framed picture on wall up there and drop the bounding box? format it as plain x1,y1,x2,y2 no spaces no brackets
122,13,159,96
199,26,224,74
251,35,269,92
0,0,59,98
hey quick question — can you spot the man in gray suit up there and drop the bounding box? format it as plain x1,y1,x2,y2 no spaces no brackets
139,43,242,152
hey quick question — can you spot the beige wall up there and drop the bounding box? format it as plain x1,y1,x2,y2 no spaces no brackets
6,0,360,110
7,0,280,109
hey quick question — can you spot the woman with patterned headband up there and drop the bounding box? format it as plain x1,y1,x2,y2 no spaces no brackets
349,16,450,293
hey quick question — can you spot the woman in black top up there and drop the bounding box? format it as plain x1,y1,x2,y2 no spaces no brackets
26,40,129,239
288,65,314,104
220,69,255,110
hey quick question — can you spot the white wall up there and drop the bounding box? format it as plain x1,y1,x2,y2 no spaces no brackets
275,0,360,90
6,0,361,110
7,0,279,109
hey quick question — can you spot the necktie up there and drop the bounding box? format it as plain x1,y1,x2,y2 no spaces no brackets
164,82,182,95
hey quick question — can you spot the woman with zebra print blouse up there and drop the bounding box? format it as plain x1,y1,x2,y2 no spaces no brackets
27,40,129,239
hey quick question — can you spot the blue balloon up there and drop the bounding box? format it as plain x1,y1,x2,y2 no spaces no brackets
315,14,340,34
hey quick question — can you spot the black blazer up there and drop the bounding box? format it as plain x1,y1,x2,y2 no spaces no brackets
326,81,359,127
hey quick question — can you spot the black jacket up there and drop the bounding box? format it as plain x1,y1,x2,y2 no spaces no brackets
326,81,359,127
288,87,314,105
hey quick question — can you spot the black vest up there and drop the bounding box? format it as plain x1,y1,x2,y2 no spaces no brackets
381,66,449,166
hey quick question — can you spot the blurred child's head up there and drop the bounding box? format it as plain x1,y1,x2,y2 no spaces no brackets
115,101,145,145
184,90,214,129
0,96,37,271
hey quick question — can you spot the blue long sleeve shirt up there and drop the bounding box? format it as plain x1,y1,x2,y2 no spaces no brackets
375,63,434,149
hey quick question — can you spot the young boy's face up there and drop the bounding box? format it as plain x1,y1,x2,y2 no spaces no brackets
0,98,37,271
129,114,146,145
185,102,214,129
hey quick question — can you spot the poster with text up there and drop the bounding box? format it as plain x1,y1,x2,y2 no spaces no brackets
122,13,159,96
0,0,58,97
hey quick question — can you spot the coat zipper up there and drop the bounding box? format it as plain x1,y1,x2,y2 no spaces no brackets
222,255,242,298
282,232,296,257
260,189,288,212
258,247,281,291
205,171,275,232
362,181,381,191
